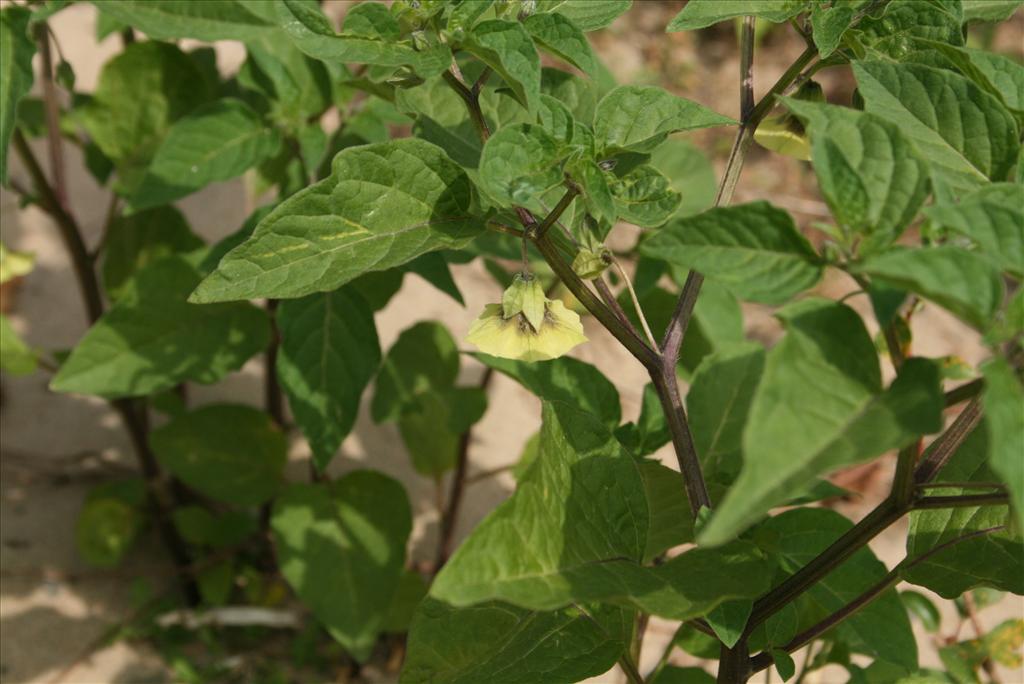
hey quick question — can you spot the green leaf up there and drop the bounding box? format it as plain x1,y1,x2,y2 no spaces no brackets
52,255,270,398
573,159,617,225
405,252,464,304
479,123,565,207
761,508,919,671
101,206,204,300
401,599,630,684
272,471,411,661
398,387,487,475
649,138,717,218
372,321,459,423
127,99,281,212
474,353,621,428
0,313,36,376
78,42,212,189
982,357,1024,531
382,569,428,634
853,61,1020,192
706,600,753,648
461,19,541,112
701,301,943,546
901,591,942,633
151,404,286,506
923,183,1024,278
241,37,332,128
537,0,631,31
903,420,1024,597
277,288,381,471
541,67,596,123
616,383,671,457
962,0,1023,22
190,138,479,303
688,342,765,487
0,6,34,185
783,99,929,251
594,85,734,153
76,496,142,568
853,0,963,59
650,666,716,684
855,247,1005,330
91,0,276,41
276,0,449,77
610,164,681,227
639,459,694,563
810,2,856,59
772,649,796,681
667,0,809,31
639,201,822,305
523,12,596,76
911,42,1024,116
172,506,257,548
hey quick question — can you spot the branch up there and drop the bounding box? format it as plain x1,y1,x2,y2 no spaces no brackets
945,377,983,407
650,365,712,514
913,397,983,484
913,492,1009,510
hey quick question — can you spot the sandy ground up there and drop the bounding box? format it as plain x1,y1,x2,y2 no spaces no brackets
1,2,1022,683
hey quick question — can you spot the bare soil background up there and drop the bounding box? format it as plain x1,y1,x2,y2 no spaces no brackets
1,2,1021,683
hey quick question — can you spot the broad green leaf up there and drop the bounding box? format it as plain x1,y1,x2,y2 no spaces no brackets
760,508,919,671
901,591,942,633
401,599,630,684
272,471,411,661
810,2,856,58
372,321,459,423
474,353,621,427
615,383,671,457
0,313,36,376
150,404,286,507
276,0,449,77
190,139,479,303
982,357,1024,530
853,61,1020,192
701,301,943,546
856,247,1005,330
679,277,746,374
639,201,822,305
478,123,565,208
706,600,753,648
537,0,631,31
650,667,716,684
783,99,929,251
922,183,1024,277
962,0,1023,22
523,12,596,76
903,420,1024,597
342,0,401,40
241,37,332,128
52,255,270,398
91,0,275,41
910,42,1024,116
639,459,694,563
172,506,257,549
78,42,212,189
461,20,541,112
594,85,734,153
0,6,34,185
101,206,204,299
541,67,596,124
277,288,381,471
536,94,577,144
687,342,765,488
382,569,428,634
573,159,617,225
649,138,717,218
128,99,280,212
853,0,963,59
610,164,681,227
398,386,488,475
405,252,465,304
667,0,809,31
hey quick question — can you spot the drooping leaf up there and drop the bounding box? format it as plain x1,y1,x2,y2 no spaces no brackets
537,0,631,32
150,404,287,507
128,99,281,212
52,254,270,398
372,321,460,423
101,206,204,300
0,6,34,185
982,357,1024,531
855,247,1005,330
922,183,1024,278
853,61,1020,192
78,42,212,190
272,471,412,661
0,313,36,376
523,12,596,76
783,99,929,252
91,0,276,41
610,164,681,227
667,0,809,31
401,598,630,684
461,19,542,112
478,123,566,208
639,201,822,305
903,420,1024,597
190,139,480,303
277,288,381,471
701,301,943,546
760,508,919,671
594,85,734,153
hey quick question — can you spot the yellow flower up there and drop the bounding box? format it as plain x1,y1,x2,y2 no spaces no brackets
466,275,587,361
